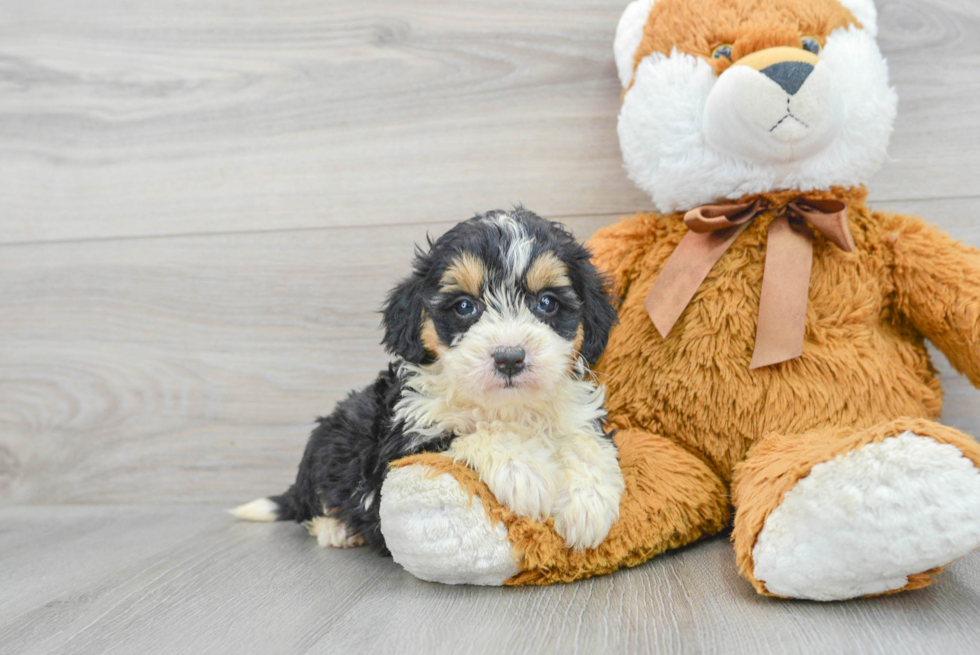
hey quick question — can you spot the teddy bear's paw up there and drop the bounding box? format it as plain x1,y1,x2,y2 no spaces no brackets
379,464,519,585
752,431,980,601
484,458,555,522
552,483,621,551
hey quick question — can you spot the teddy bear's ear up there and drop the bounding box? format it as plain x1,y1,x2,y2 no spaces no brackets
613,0,878,89
838,0,878,37
614,0,658,89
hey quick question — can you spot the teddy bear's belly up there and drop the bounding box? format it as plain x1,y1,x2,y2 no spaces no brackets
598,278,944,481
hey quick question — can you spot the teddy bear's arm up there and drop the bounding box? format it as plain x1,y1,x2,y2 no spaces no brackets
585,213,661,300
884,211,980,387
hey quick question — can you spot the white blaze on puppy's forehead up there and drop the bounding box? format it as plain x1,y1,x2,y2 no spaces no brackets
484,212,533,282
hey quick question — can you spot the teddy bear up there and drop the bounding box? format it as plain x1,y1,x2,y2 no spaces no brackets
376,0,980,600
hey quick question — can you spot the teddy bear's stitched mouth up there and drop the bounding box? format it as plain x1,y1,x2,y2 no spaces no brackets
769,98,810,132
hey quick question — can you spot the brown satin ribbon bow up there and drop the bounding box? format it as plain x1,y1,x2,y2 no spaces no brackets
644,196,855,370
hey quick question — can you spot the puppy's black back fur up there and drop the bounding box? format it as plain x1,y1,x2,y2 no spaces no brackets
270,364,450,554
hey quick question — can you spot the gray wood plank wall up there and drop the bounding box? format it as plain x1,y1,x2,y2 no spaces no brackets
3,1,980,653
1,0,977,507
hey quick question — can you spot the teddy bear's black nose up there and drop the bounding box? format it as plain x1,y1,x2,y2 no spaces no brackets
493,346,526,377
760,61,814,96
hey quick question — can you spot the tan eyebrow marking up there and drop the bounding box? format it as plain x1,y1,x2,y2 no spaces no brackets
440,253,485,296
572,324,585,354
525,252,571,293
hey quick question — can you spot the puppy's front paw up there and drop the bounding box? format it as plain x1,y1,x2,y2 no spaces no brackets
553,483,621,551
486,459,554,521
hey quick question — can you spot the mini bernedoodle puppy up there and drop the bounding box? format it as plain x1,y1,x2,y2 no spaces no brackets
233,208,624,552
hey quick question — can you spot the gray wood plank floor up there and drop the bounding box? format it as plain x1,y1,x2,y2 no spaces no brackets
2,0,980,653
3,506,980,655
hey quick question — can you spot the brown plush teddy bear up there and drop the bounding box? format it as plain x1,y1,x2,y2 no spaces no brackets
377,0,980,600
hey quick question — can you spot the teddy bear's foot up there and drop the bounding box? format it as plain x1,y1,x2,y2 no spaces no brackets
383,430,731,586
379,462,520,585
734,419,980,601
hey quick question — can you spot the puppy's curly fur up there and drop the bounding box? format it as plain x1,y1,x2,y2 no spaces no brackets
233,208,622,553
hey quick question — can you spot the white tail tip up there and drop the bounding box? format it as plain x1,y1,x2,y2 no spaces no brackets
229,497,279,522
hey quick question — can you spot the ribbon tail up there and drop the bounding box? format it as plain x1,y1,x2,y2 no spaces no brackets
645,222,749,338
749,216,814,370
789,200,855,252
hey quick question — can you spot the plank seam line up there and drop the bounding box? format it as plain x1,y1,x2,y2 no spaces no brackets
0,211,641,248
0,194,976,248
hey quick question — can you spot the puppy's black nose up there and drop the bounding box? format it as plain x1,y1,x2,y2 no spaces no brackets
493,346,526,377
760,61,813,96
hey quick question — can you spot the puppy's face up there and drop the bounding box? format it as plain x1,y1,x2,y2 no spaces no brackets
382,209,617,400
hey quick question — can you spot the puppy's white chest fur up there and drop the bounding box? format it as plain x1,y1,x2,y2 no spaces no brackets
395,366,625,551
447,425,563,524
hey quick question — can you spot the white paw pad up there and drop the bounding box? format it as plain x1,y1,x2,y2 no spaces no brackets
753,431,980,600
553,485,620,550
485,459,554,521
379,466,520,586
304,516,365,548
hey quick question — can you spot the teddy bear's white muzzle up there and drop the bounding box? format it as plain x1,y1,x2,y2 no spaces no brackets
703,58,844,165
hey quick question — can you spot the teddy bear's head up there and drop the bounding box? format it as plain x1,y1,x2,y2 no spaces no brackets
615,0,897,213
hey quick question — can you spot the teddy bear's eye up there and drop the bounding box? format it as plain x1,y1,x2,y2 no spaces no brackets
801,36,821,54
711,44,733,60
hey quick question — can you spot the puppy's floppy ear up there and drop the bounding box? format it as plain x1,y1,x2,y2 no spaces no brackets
381,249,431,364
569,247,619,367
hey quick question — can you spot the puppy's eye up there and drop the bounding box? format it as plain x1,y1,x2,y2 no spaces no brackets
535,294,560,315
801,37,821,54
453,298,479,317
711,44,733,60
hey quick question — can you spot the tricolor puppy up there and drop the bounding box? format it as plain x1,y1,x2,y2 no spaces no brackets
232,208,623,552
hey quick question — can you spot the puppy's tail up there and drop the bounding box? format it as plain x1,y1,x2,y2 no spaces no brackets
229,489,302,522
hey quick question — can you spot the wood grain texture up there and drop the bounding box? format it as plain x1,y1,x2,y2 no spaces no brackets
0,0,647,245
0,205,976,506
2,505,980,655
0,0,979,244
0,215,614,505
1,0,980,651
